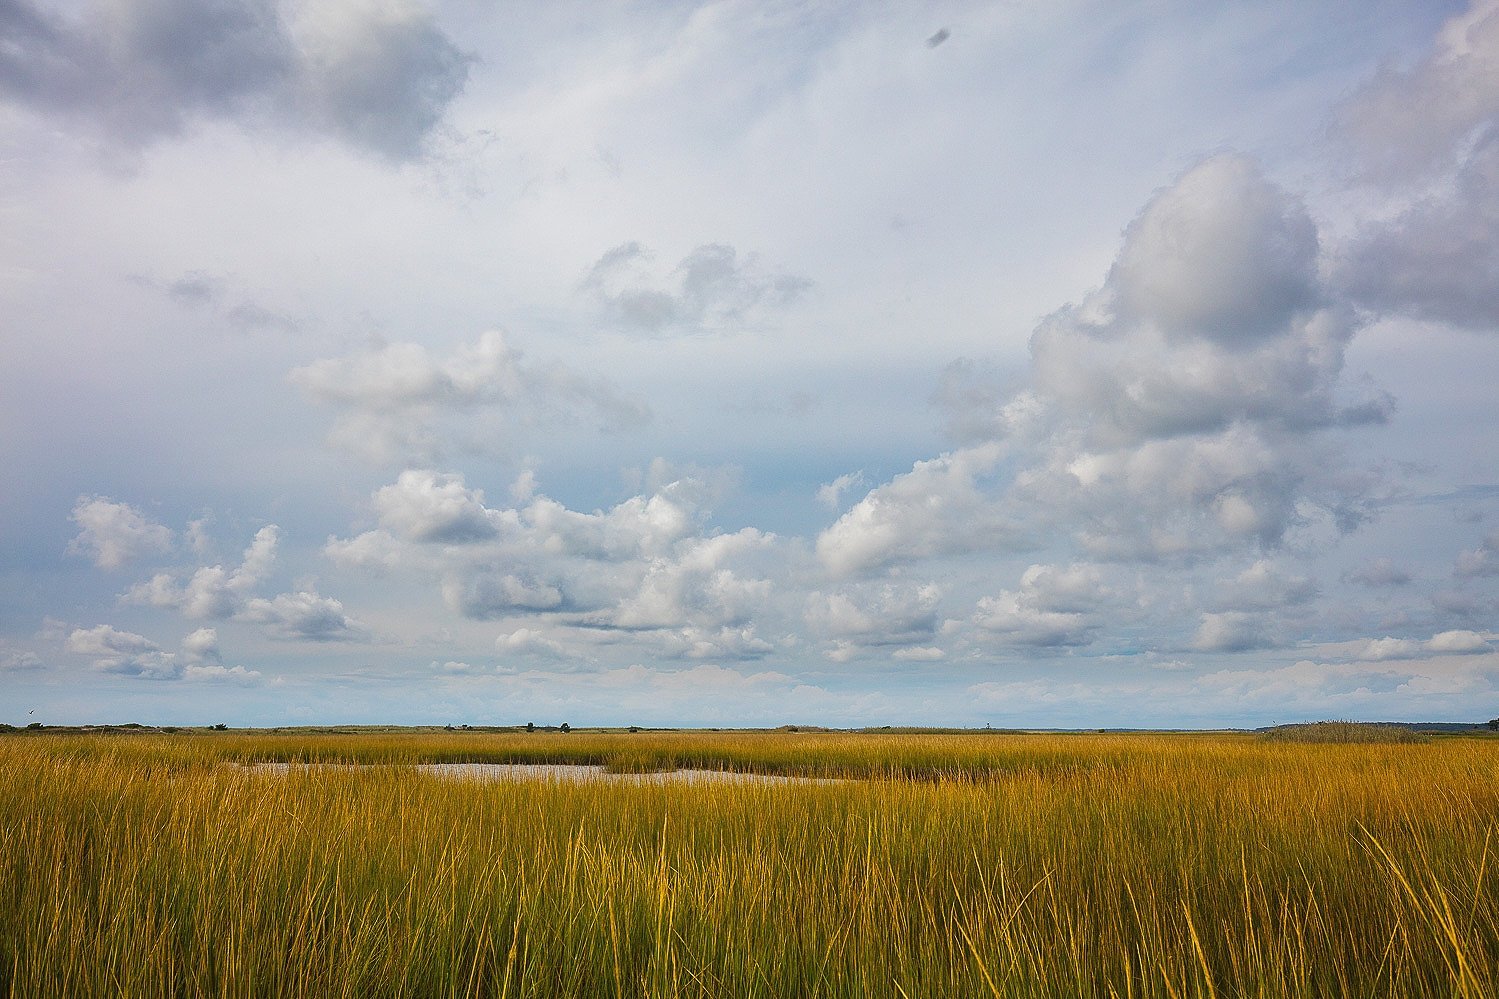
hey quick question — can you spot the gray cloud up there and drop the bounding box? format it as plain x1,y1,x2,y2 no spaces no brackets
1455,531,1499,576
1339,133,1499,331
0,0,471,159
1345,556,1413,587
822,155,1384,576
1109,155,1320,349
1208,560,1318,612
443,572,565,618
965,563,1128,650
1333,2,1499,331
804,582,943,660
0,649,44,671
931,358,1015,444
136,270,302,334
1332,0,1499,181
291,331,649,464
584,242,811,336
1190,612,1275,653
165,270,223,305
239,590,368,642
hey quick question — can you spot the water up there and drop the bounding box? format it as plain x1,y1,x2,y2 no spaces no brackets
243,761,838,785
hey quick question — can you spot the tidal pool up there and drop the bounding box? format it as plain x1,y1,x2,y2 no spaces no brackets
243,761,838,785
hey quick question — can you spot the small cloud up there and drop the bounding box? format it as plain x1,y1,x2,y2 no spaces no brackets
433,659,489,675
238,590,368,642
126,525,279,619
816,471,866,511
65,625,180,679
181,627,222,665
1345,557,1412,587
1455,533,1499,577
1427,629,1490,655
497,628,567,659
225,300,298,334
584,242,810,336
0,649,44,672
290,331,648,465
166,271,223,306
1191,612,1273,653
184,663,262,683
68,496,173,570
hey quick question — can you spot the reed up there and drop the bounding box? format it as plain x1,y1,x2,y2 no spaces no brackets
1,731,1494,997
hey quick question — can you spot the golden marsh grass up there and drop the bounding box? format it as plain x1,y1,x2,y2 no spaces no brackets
1,730,1496,996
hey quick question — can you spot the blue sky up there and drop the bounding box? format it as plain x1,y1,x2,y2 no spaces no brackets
3,0,1499,728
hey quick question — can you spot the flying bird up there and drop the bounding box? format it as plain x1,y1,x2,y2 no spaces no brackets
926,28,950,48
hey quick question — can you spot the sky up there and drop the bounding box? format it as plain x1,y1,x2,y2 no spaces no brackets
3,0,1499,729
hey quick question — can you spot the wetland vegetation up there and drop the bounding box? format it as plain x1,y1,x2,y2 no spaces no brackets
2,728,1495,996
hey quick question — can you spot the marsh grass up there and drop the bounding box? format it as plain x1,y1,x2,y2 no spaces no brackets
1,731,1495,997
1262,720,1430,744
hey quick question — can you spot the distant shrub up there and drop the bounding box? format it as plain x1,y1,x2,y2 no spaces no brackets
1263,721,1427,744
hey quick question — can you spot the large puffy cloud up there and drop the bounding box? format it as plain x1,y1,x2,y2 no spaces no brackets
824,154,1381,577
583,242,811,336
1334,1,1499,331
0,0,471,159
1109,154,1319,348
290,331,650,464
67,496,173,569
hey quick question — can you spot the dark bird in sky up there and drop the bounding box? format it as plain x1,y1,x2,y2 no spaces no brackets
926,28,950,48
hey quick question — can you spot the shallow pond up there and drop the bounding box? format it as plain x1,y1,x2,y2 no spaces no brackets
243,761,838,785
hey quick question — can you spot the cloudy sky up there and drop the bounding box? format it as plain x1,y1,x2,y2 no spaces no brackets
3,0,1499,728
